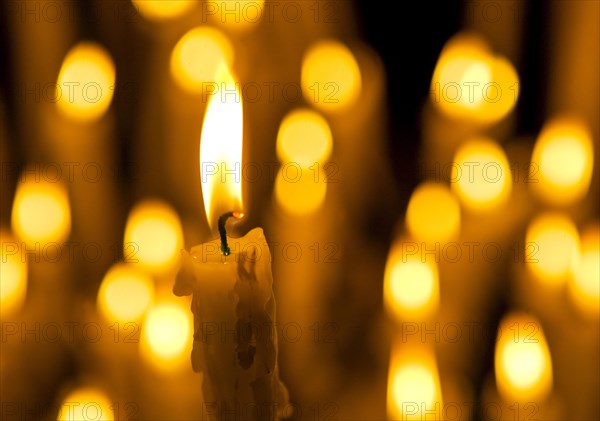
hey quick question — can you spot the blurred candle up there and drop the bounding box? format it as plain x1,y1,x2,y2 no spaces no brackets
451,137,512,212
123,199,184,277
530,117,594,207
405,182,461,243
132,0,196,21
525,213,580,288
387,344,443,421
0,229,28,317
301,39,362,113
568,222,600,317
56,387,115,421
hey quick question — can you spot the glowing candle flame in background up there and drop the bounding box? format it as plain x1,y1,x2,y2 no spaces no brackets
451,138,512,212
141,301,192,371
11,174,71,246
530,117,594,206
568,222,600,316
301,39,362,112
406,182,461,243
525,213,580,287
123,200,183,275
170,26,234,93
56,42,115,122
132,0,195,21
57,387,114,421
494,312,553,403
387,345,443,421
97,263,154,323
200,63,244,232
0,229,27,316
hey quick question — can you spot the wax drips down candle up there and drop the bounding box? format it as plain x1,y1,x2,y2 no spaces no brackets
173,63,288,421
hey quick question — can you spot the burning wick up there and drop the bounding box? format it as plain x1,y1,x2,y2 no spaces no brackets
218,211,244,256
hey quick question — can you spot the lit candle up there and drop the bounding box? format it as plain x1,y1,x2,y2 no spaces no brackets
173,63,288,420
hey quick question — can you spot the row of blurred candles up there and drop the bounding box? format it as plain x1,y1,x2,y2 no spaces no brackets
2,1,598,420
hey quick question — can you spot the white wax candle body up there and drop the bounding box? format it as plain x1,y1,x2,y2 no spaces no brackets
174,228,288,421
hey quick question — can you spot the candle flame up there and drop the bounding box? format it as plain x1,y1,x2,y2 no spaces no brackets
494,312,553,403
200,63,243,232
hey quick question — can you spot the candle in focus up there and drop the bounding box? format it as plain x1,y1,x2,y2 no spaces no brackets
173,63,288,420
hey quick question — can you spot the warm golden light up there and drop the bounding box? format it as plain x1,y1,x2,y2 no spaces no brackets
526,213,580,286
274,167,327,216
530,117,594,206
0,230,27,316
406,182,461,243
384,248,439,321
276,108,333,168
430,32,519,122
495,312,553,403
209,0,265,31
132,0,195,20
11,175,71,245
123,199,183,274
301,40,362,112
141,301,192,371
56,42,115,122
97,263,154,323
452,138,512,211
387,345,443,421
170,26,234,93
569,223,600,316
200,63,243,231
57,387,114,421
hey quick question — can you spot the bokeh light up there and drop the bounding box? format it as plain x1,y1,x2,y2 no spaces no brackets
276,108,333,168
451,138,512,211
525,213,580,286
569,222,600,316
384,249,439,321
406,182,461,243
141,302,192,371
57,387,114,421
301,39,362,112
495,312,553,403
530,117,594,206
170,26,234,93
132,0,195,21
274,167,327,216
430,32,519,123
97,263,154,323
0,229,27,316
123,200,183,275
11,175,71,246
56,42,115,122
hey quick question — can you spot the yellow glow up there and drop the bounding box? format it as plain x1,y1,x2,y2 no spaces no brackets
387,346,443,421
495,312,553,403
530,117,594,206
123,200,183,274
0,230,27,316
301,40,362,112
569,223,600,316
209,0,265,31
526,213,580,286
97,263,154,323
452,138,512,211
11,175,71,245
56,42,115,122
276,108,333,168
200,63,243,231
406,182,461,243
141,302,192,371
57,387,114,421
384,247,439,321
170,26,234,93
132,0,195,20
274,167,327,216
431,33,519,122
